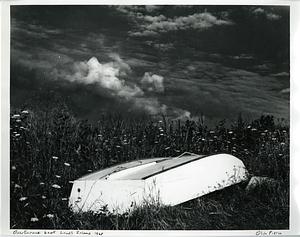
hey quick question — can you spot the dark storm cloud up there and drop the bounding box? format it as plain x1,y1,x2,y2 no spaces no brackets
161,60,289,121
11,18,62,39
11,5,289,123
114,5,289,64
10,15,191,119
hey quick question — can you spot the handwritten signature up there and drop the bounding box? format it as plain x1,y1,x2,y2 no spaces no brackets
256,230,283,236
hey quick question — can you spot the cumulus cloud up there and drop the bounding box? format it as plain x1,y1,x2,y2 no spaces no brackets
115,5,162,15
252,7,281,20
132,98,192,119
133,98,167,115
141,72,164,93
172,108,192,120
280,88,290,94
145,41,174,51
266,12,281,20
66,56,143,99
270,72,289,77
129,12,233,37
63,56,193,118
145,5,162,12
143,15,167,22
253,8,265,14
108,53,132,76
130,30,159,37
115,6,232,37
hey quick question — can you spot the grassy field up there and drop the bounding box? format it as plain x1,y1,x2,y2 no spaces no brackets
10,104,289,230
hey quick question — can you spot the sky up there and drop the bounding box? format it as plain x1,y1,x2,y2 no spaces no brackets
10,5,290,124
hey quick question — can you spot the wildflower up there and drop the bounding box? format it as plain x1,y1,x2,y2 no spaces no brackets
251,128,257,131
160,133,164,136
46,214,54,218
30,217,39,222
24,203,29,208
21,110,29,114
264,130,268,132
15,134,20,137
280,142,285,145
260,133,266,136
87,170,92,172
228,131,233,134
209,131,215,134
12,114,20,118
55,175,61,178
39,182,45,185
247,125,251,129
165,147,170,150
16,119,22,123
52,156,58,160
11,166,16,170
14,184,21,188
61,198,68,201
19,197,28,201
64,162,71,167
52,184,61,189
116,145,121,148
279,154,283,156
41,195,47,199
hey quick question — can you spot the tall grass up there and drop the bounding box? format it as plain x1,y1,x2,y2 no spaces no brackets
10,105,289,229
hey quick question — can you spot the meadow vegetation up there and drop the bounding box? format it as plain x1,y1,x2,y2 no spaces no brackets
10,103,289,230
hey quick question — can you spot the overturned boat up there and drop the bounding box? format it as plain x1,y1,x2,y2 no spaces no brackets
69,152,248,214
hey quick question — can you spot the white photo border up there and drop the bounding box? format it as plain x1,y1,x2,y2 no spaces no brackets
1,0,299,236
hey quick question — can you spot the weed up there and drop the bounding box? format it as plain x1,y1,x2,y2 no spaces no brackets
10,105,289,229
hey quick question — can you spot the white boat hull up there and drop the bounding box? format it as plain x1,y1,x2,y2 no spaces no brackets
69,153,248,214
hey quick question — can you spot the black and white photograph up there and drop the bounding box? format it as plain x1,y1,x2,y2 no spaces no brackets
2,2,297,234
